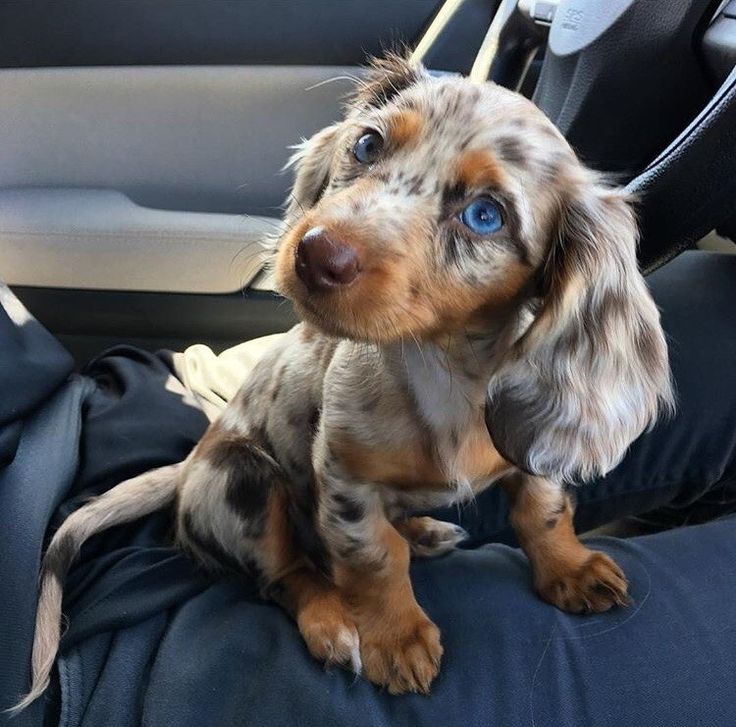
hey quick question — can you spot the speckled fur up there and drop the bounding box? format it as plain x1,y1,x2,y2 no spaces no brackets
14,54,673,711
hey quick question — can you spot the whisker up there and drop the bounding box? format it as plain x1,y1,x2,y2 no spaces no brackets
444,333,454,393
289,192,307,216
239,213,291,234
463,326,483,368
229,239,264,268
304,74,362,92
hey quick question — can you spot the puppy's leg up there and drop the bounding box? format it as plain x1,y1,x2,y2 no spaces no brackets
260,489,360,672
502,473,629,613
395,516,468,557
320,486,442,694
178,432,358,671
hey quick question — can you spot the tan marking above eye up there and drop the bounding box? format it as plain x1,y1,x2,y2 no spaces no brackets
386,109,424,147
455,149,507,189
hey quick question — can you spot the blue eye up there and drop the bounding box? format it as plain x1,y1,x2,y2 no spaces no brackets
353,131,384,164
460,198,503,235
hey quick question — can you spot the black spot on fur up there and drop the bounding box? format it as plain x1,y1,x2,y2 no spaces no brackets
308,407,321,434
373,549,389,569
444,234,461,267
444,230,478,267
331,492,366,523
203,431,276,537
634,325,664,372
538,157,563,184
335,536,364,559
283,454,304,474
336,165,366,186
442,182,467,209
497,136,527,167
180,512,253,573
335,539,387,569
407,175,423,196
458,133,474,152
286,483,332,577
510,235,533,267
229,484,273,534
287,409,306,429
352,53,421,109
442,91,462,119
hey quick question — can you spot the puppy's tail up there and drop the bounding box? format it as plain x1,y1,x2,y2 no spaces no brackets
7,462,182,716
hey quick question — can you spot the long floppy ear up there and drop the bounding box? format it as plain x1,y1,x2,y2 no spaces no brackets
486,180,674,482
284,123,341,222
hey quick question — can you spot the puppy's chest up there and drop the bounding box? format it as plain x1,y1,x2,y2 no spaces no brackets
334,416,506,511
406,350,507,486
325,340,509,501
334,391,507,501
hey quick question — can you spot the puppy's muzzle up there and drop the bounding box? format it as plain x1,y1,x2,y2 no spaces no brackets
295,227,360,292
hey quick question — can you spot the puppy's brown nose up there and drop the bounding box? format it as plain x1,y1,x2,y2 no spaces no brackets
295,228,359,292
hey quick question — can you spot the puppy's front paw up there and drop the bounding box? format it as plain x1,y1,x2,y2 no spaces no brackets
397,516,469,558
358,611,443,695
537,551,630,614
298,594,361,673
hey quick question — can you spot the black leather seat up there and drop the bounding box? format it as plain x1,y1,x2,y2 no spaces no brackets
629,67,736,273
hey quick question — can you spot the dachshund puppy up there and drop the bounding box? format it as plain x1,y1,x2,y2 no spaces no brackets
13,54,673,710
